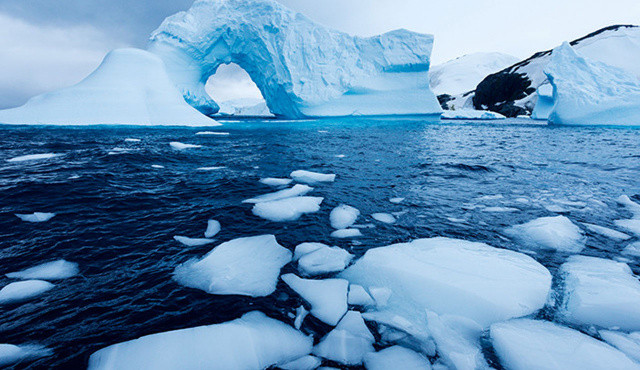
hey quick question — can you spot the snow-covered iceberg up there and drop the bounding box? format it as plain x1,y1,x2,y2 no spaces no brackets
149,0,442,118
0,49,219,126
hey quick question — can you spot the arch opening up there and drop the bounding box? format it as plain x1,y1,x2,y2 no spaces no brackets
204,63,273,117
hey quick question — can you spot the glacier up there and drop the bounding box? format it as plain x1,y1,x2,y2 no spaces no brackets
149,0,442,118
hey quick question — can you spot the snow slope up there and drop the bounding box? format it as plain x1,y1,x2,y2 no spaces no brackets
0,49,219,126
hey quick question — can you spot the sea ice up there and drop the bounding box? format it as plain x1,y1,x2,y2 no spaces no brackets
259,178,293,187
426,311,487,370
0,344,52,367
0,280,55,304
312,311,375,365
363,346,431,370
617,195,640,216
294,305,309,330
195,131,229,136
614,219,640,236
204,220,221,238
252,197,323,222
599,330,640,363
280,355,322,370
330,229,363,238
294,243,353,276
15,213,56,223
371,213,396,224
281,274,348,326
151,165,164,169
244,185,313,203
490,319,639,370
505,215,585,252
347,284,375,307
173,236,214,247
6,260,79,280
196,166,225,171
441,110,506,120
125,138,141,142
389,197,405,204
6,153,60,162
174,235,291,297
88,311,312,370
329,205,360,229
290,170,336,184
622,241,640,257
169,142,202,150
581,223,631,240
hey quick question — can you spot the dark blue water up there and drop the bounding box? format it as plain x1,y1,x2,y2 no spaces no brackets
1,118,639,368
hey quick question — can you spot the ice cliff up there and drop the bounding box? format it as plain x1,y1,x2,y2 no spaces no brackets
149,0,442,118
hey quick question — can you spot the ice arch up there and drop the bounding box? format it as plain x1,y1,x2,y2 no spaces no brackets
149,0,442,119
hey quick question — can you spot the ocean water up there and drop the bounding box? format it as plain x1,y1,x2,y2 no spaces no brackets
0,117,639,368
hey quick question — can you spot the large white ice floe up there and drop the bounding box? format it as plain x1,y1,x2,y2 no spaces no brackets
174,235,291,297
6,260,78,280
281,274,348,326
294,243,353,276
312,311,375,365
252,196,323,222
542,42,640,126
15,212,56,223
149,0,441,118
0,344,52,367
290,170,336,184
0,280,55,304
490,319,640,370
329,205,360,229
6,153,60,162
243,184,313,203
581,222,631,241
559,255,640,331
505,215,585,253
0,49,219,126
173,235,214,247
599,330,640,363
364,346,431,370
340,237,552,328
88,311,312,370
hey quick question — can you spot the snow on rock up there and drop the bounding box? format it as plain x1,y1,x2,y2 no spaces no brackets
149,0,441,118
364,346,431,370
204,220,221,238
174,235,291,297
505,215,585,253
244,184,313,203
259,178,293,187
15,212,56,223
330,205,360,229
0,344,52,367
599,330,640,363
0,280,55,304
441,109,506,120
347,284,375,307
312,311,375,365
294,243,353,276
0,49,218,126
330,229,363,239
6,260,79,281
371,213,396,224
490,319,640,370
6,153,60,162
173,236,214,247
426,311,487,370
280,355,322,370
340,237,552,328
290,170,336,184
581,223,631,241
559,255,640,331
252,196,323,222
88,311,312,370
169,142,202,150
281,274,348,326
544,42,640,126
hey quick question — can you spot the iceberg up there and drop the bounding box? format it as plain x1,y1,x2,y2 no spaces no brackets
0,280,55,304
312,311,375,365
173,236,214,247
6,260,79,280
505,215,585,253
204,220,221,238
252,196,323,222
15,212,56,223
149,0,441,118
174,235,291,297
0,344,52,367
281,274,348,326
340,237,552,328
490,319,639,370
559,255,640,331
88,311,312,370
243,184,313,204
329,205,360,229
6,153,60,162
364,346,431,370
294,243,353,276
0,49,219,126
290,170,336,184
530,83,554,120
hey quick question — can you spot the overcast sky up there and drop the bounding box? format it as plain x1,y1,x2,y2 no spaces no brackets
1,0,639,108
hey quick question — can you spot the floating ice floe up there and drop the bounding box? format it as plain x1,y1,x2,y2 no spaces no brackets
173,236,214,247
0,280,55,304
371,213,396,224
124,138,141,142
281,274,348,326
505,215,585,253
490,319,639,370
169,142,202,150
290,170,336,184
15,212,56,223
196,166,225,171
313,311,375,365
280,355,322,370
244,185,313,204
294,243,353,276
0,344,52,367
426,310,487,370
174,235,291,297
330,229,363,238
559,255,640,331
204,220,220,238
441,109,506,120
599,330,640,363
389,197,405,204
195,131,229,136
340,237,552,328
581,223,631,241
6,260,79,280
347,284,375,307
7,153,60,162
617,195,640,216
88,311,312,370
622,241,640,257
259,178,293,187
614,219,640,237
364,346,431,370
329,205,360,229
252,197,323,222
151,165,165,169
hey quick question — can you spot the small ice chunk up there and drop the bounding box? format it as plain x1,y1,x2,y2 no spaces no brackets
295,243,353,276
88,311,312,370
6,260,78,280
622,241,640,257
313,311,374,365
505,216,585,253
290,170,336,184
151,165,165,169
490,319,639,370
174,235,292,297
195,131,229,136
280,355,322,370
389,197,405,204
582,223,631,241
173,236,215,247
204,220,221,238
294,305,309,330
347,284,375,307
559,255,640,331
15,212,56,223
599,330,640,363
617,195,640,216
364,346,431,370
169,142,202,150
252,197,323,222
0,344,52,367
124,138,141,142
330,205,360,229
281,274,348,326
0,280,55,304
244,185,313,204
371,213,396,224
6,153,59,162
335,154,346,158
614,219,640,236
330,229,362,238
196,166,225,171
426,311,487,370
259,178,293,187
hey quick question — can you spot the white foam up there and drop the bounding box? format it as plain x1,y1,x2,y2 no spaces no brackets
6,260,78,280
290,170,336,184
6,153,59,162
505,216,585,253
364,346,431,370
281,274,348,326
173,236,214,247
252,196,323,222
329,205,360,229
244,185,313,204
294,243,353,276
204,220,221,238
259,178,293,187
0,280,55,304
371,213,396,224
169,142,202,150
15,212,56,223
